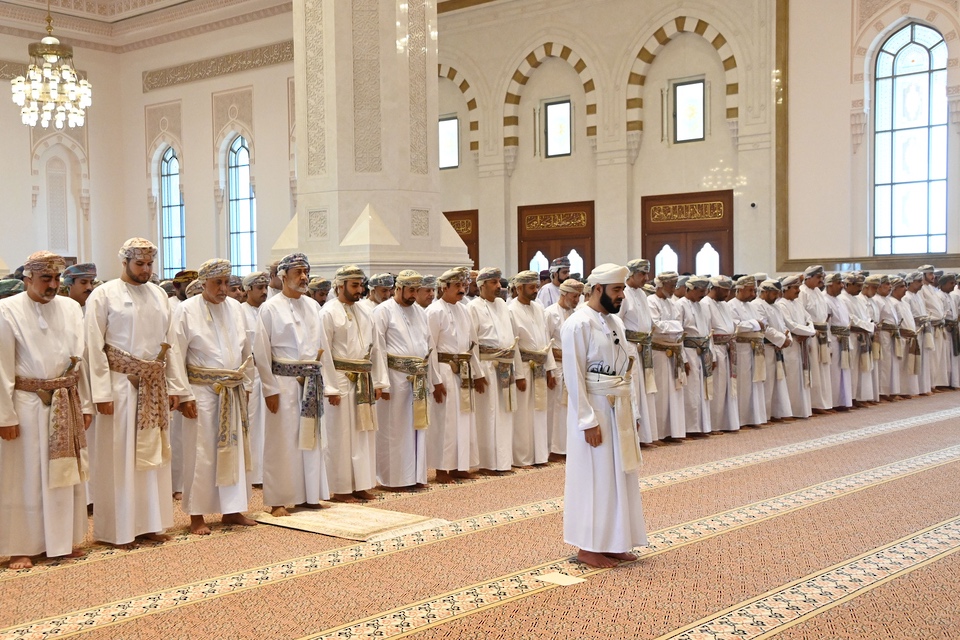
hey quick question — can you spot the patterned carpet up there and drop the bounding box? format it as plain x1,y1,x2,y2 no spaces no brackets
3,394,960,639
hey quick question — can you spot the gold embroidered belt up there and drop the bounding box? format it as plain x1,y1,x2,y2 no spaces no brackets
387,353,430,429
15,367,88,489
652,340,685,385
438,351,475,412
736,332,767,382
552,348,563,362
105,343,170,470
520,345,552,411
479,344,516,391
188,360,252,484
334,357,377,431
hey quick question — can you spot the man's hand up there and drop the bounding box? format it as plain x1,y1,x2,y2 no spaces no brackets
516,379,528,393
83,414,92,430
474,378,488,394
432,383,446,404
169,395,180,412
381,391,391,401
684,362,691,376
375,389,383,401
96,402,114,415
180,400,198,420
265,394,280,414
0,425,20,440
783,336,792,348
326,394,341,407
584,425,601,447
758,320,767,331
546,371,557,390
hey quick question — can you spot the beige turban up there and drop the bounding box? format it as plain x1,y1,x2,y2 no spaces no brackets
735,275,756,289
587,263,628,286
476,267,502,283
396,270,423,287
439,266,470,284
709,275,734,289
118,237,158,262
863,274,883,286
781,274,802,287
308,277,331,292
803,265,824,279
823,272,842,284
420,275,437,289
22,251,66,278
242,271,270,290
559,278,584,294
759,279,781,292
686,276,709,290
654,271,679,287
335,264,366,285
185,279,203,298
626,259,650,274
513,270,539,285
198,258,232,282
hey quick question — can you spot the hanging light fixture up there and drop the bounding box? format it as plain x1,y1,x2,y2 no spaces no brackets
10,0,92,129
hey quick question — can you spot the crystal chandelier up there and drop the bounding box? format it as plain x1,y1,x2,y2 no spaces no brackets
9,0,92,129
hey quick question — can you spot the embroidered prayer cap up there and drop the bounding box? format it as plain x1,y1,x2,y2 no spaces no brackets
420,275,437,289
803,265,825,279
654,271,679,287
863,274,884,286
842,272,860,285
904,271,922,284
118,237,158,262
368,273,395,288
476,267,502,283
22,251,66,278
939,272,957,286
686,276,710,290
0,278,25,297
396,269,423,287
889,276,905,287
61,262,97,285
439,266,471,284
335,264,366,284
823,272,842,284
173,270,198,284
759,279,781,292
642,283,656,295
587,263,629,286
185,279,203,297
513,270,540,285
278,252,310,276
780,274,802,287
753,273,769,284
918,264,935,273
228,275,243,287
197,258,232,282
709,275,734,289
549,256,571,273
934,269,944,278
676,275,690,289
735,275,756,289
308,277,331,292
626,258,651,274
242,271,270,290
559,278,584,294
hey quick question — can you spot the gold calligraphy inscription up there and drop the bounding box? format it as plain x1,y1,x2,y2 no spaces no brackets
525,211,587,231
650,201,724,222
450,219,472,235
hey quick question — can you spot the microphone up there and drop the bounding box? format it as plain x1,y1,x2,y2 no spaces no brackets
612,329,620,345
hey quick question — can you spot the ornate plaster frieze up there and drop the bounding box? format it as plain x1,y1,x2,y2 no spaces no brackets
144,101,183,167
0,59,28,80
353,0,382,173
303,0,325,175
408,0,428,174
143,40,293,93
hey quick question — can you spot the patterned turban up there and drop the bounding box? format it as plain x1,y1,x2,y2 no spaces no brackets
0,278,24,298
308,277,332,292
62,263,97,285
438,266,471,284
513,270,540,285
780,274,802,287
842,272,860,285
476,267,502,283
549,256,571,273
335,265,366,285
626,259,650,274
22,251,66,278
753,273,769,285
368,273,395,288
173,270,198,284
278,253,310,277
863,274,883,286
759,279,781,292
559,278,584,294
803,265,825,279
735,275,756,289
396,270,423,287
242,271,270,290
889,276,905,287
654,271,679,287
642,283,656,295
918,264,935,273
587,263,628,286
823,272,842,285
709,275,734,289
420,275,437,290
228,275,243,288
118,237,157,262
904,271,922,285
185,279,203,298
676,276,690,289
198,258,232,282
686,276,709,290
939,273,957,286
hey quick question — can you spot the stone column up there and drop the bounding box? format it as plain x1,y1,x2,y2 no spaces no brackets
276,0,470,274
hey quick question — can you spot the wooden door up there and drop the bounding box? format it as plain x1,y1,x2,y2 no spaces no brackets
443,210,479,269
641,190,733,276
517,201,595,277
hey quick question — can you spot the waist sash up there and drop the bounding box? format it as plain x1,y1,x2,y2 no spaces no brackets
188,358,253,485
736,332,767,383
946,319,960,357
880,322,905,359
479,341,517,412
915,316,936,351
584,372,641,474
387,353,430,429
683,336,714,399
272,357,325,447
105,344,170,470
813,322,831,364
625,330,657,394
334,357,376,431
520,343,552,411
830,325,852,370
651,340,686,389
762,338,787,381
15,367,88,489
711,334,737,395
438,351,474,412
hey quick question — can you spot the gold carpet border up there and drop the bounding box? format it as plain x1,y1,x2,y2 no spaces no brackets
300,444,960,639
5,404,954,584
6,442,959,640
658,515,960,640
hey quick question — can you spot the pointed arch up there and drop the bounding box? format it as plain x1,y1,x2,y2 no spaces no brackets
502,41,598,149
625,16,740,134
438,63,480,152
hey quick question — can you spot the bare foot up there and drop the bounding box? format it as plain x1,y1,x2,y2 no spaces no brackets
60,549,86,559
172,492,183,500
548,453,566,462
139,532,171,543
450,470,477,480
353,490,375,501
330,493,361,503
295,502,326,510
435,471,456,484
222,513,257,526
8,556,33,569
576,550,617,568
189,516,211,536
268,506,291,517
251,483,263,489
106,541,136,550
513,465,534,470
477,468,499,476
381,485,414,492
603,551,637,561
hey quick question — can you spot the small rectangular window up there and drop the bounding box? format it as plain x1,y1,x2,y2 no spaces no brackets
439,116,459,169
674,79,705,143
545,100,572,157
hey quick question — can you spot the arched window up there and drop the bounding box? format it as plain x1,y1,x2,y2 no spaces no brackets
228,136,257,275
874,23,947,255
159,147,186,279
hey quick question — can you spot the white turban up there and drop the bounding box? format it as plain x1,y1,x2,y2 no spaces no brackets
586,263,628,286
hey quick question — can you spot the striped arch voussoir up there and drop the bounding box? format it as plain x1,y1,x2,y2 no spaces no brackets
502,42,598,149
626,16,740,134
438,64,480,152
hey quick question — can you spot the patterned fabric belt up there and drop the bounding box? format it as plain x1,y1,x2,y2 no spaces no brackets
438,352,472,376
652,341,685,383
900,328,918,338
271,359,324,418
478,344,515,361
520,347,550,381
624,330,651,345
106,343,169,432
333,357,375,406
387,353,430,429
931,319,946,328
625,330,654,377
946,320,960,356
712,334,734,345
552,348,563,362
880,323,902,336
15,366,87,489
188,361,252,486
736,332,766,382
479,343,516,392
684,336,714,381
830,325,851,337
438,351,475,412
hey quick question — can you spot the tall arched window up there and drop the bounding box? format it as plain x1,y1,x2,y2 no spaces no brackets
159,147,186,278
228,135,257,275
874,23,947,255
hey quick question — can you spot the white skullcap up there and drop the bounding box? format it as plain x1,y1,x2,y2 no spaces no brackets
586,263,628,286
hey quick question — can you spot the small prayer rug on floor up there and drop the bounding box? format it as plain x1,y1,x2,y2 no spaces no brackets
251,504,449,541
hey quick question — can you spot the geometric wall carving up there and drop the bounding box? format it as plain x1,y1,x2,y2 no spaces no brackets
353,0,382,173
304,0,326,175
412,208,430,236
212,86,254,149
145,100,182,166
307,208,328,239
408,0,428,174
142,40,294,92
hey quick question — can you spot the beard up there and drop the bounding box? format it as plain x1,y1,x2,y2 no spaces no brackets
600,287,620,313
125,264,150,284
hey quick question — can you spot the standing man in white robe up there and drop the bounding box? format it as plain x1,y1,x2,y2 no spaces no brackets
85,238,189,547
427,267,485,482
618,259,657,445
919,265,949,390
777,275,815,418
938,273,960,388
509,270,558,467
702,276,740,432
374,270,437,489
469,268,524,474
167,269,195,501
0,251,92,569
254,254,330,515
677,276,712,435
562,263,647,569
318,265,388,501
545,278,583,459
823,273,854,410
858,275,884,403
727,275,768,427
890,277,920,397
752,280,792,420
172,259,256,535
415,275,437,309
903,271,932,395
840,273,876,406
647,271,686,441
536,256,570,309
875,275,903,400
240,271,269,487
799,266,833,413
359,273,394,316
